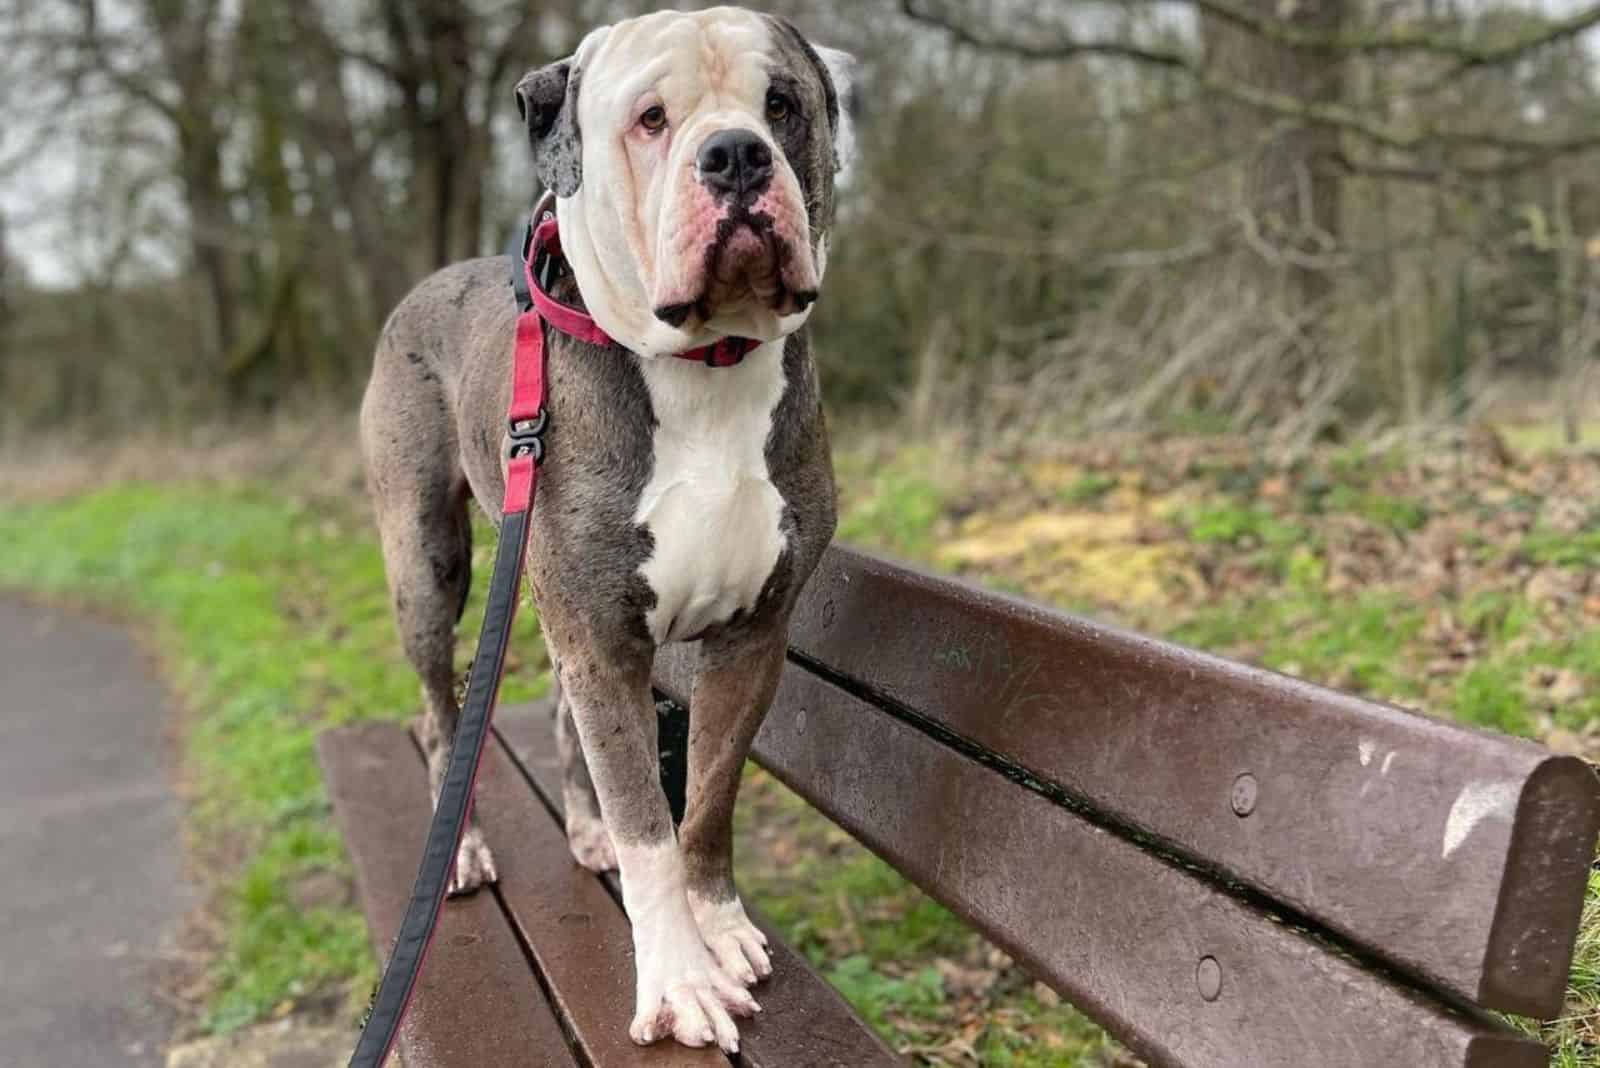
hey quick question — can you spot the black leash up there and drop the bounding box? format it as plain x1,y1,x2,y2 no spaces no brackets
347,211,554,1068
346,505,533,1067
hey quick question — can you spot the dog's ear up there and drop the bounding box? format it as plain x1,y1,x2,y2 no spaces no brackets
515,60,582,198
813,45,858,180
771,19,859,181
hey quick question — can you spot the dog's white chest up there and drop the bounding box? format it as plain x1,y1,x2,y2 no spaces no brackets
634,342,788,644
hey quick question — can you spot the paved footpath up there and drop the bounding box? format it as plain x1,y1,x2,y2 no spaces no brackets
0,596,194,1067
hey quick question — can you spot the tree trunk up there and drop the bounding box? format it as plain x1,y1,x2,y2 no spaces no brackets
288,3,409,325
180,126,238,362
1204,0,1347,313
143,0,238,366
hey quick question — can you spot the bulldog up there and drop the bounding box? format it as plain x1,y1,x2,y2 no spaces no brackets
358,6,853,1053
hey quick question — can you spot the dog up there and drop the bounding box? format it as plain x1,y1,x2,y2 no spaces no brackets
358,6,853,1053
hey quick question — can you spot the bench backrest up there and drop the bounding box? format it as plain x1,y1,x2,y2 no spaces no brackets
654,544,1599,1068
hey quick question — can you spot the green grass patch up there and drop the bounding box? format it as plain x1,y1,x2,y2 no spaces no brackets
1180,500,1311,579
1323,485,1430,532
1055,471,1118,506
835,447,947,558
1523,526,1600,569
1459,590,1534,646
1452,661,1534,736
1449,626,1600,735
1175,587,1425,699
826,956,949,1034
0,484,547,1032
975,992,1126,1066
1326,441,1406,486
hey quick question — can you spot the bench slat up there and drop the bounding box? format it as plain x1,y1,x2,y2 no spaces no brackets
497,706,906,1068
654,654,1548,1068
316,722,579,1068
781,545,1599,1018
472,726,724,1068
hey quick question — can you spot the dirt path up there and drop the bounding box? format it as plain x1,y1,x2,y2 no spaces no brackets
0,596,195,1067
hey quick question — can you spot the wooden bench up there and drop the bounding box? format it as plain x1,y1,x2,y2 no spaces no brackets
320,544,1600,1067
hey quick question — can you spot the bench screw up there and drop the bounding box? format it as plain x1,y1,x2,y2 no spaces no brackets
1197,956,1223,1002
1230,773,1258,817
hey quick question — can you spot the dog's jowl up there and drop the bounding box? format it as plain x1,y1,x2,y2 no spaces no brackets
358,6,852,1054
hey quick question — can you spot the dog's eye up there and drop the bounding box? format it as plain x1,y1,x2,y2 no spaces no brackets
639,105,668,133
764,91,792,124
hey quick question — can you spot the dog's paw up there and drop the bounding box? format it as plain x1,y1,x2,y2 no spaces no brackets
690,894,772,986
447,826,498,897
566,812,618,873
630,944,758,1053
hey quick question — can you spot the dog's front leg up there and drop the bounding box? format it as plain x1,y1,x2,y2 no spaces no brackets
680,624,788,987
554,637,759,1052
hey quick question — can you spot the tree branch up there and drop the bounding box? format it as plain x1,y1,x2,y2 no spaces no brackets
1190,0,1600,61
901,0,1600,163
68,0,181,124
905,0,1600,62
898,0,1188,68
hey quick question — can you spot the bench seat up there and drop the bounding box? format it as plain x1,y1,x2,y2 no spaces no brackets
318,713,902,1068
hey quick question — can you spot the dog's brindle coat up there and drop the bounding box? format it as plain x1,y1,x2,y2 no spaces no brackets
360,8,847,1053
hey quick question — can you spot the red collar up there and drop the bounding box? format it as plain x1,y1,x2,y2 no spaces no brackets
512,195,763,369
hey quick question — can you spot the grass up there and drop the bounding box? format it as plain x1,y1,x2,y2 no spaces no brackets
834,445,948,558
1173,586,1427,700
1525,525,1600,569
1182,500,1308,552
1056,471,1119,506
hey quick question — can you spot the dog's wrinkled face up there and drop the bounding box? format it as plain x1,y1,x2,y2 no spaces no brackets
516,7,855,357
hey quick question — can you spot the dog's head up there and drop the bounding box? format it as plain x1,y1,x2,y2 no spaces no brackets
516,7,856,357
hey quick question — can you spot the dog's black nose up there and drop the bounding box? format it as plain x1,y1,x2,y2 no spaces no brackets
697,129,774,198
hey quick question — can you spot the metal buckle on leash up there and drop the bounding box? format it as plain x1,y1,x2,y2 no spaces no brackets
508,411,548,463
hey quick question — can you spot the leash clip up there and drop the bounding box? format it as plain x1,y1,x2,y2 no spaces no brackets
508,411,548,463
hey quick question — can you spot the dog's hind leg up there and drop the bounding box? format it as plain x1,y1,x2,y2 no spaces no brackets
360,346,496,895
551,665,618,872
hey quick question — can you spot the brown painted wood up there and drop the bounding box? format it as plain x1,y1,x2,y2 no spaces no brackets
317,722,578,1068
471,723,724,1068
497,706,906,1068
652,657,1548,1068
775,544,1599,1019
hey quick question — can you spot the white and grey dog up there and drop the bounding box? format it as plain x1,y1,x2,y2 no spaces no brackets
359,6,853,1053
